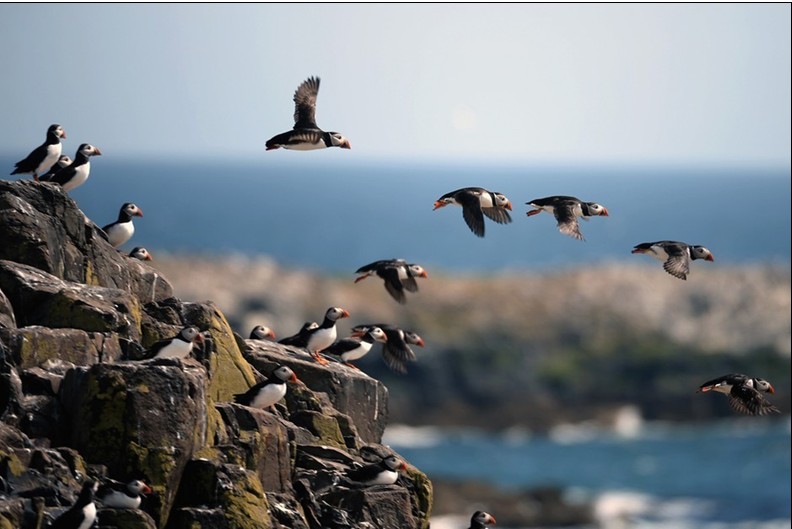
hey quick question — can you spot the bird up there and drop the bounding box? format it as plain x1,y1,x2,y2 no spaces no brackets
354,259,428,304
433,187,513,238
101,203,144,249
697,374,779,416
39,143,101,192
525,195,609,240
49,479,98,529
11,124,66,181
128,247,153,261
304,307,350,364
351,323,423,374
233,365,300,412
278,321,318,348
249,325,276,340
631,241,714,280
39,155,73,181
468,511,497,529
265,76,351,151
142,326,205,360
345,455,407,486
96,478,152,509
321,327,389,369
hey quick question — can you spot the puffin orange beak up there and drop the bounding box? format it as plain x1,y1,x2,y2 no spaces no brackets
526,209,541,217
433,201,446,210
631,248,645,254
141,484,153,495
341,140,351,149
61,131,67,139
340,309,350,318
705,254,715,262
398,461,407,471
697,386,711,393
135,209,144,217
416,338,425,347
94,148,102,156
504,202,513,211
144,252,153,261
487,514,497,524
767,384,775,394
267,330,276,339
600,207,609,216
351,329,366,337
196,333,206,343
289,373,300,383
419,271,428,278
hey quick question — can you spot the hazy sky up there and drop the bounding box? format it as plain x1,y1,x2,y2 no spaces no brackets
1,3,789,166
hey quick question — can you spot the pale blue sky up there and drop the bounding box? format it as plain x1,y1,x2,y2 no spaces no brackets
1,3,789,166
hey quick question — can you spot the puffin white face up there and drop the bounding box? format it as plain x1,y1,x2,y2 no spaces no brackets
122,203,144,218
408,265,428,278
326,307,350,321
328,132,351,149
180,326,204,343
79,143,102,157
753,378,775,394
252,325,276,339
382,455,406,472
493,193,513,210
272,365,298,383
49,124,66,138
404,332,424,347
58,155,73,165
127,480,152,495
587,202,609,216
691,246,715,262
368,327,388,343
472,511,497,526
130,247,152,261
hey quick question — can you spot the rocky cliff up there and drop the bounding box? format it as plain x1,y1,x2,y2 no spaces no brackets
0,180,432,529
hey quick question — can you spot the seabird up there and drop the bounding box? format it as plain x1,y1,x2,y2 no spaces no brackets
233,365,300,412
433,187,513,238
351,323,423,374
321,326,389,369
631,241,714,280
469,511,497,529
304,307,350,364
96,479,152,509
698,374,779,416
40,143,101,192
128,247,153,261
249,325,276,340
525,195,609,240
278,321,318,348
101,203,143,249
345,455,407,486
11,124,66,181
143,326,205,360
354,259,428,304
49,479,98,529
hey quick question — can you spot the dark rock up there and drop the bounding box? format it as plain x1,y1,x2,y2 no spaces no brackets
0,326,123,369
97,508,158,529
0,288,14,330
321,487,418,529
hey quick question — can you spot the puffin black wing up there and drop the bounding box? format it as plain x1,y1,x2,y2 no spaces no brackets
662,243,691,280
293,76,320,130
12,144,48,175
379,267,407,304
729,384,780,416
456,191,486,237
47,164,77,187
482,206,512,225
553,200,584,240
322,338,362,357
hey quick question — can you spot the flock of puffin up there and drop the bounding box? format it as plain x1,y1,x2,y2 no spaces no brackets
9,75,780,529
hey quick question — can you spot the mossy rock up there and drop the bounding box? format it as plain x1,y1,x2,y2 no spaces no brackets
405,466,433,529
288,411,345,448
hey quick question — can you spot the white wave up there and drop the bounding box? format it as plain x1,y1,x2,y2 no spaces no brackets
382,424,445,448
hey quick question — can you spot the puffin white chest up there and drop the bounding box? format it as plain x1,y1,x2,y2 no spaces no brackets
478,194,495,208
648,246,670,263
307,326,336,353
62,161,91,192
367,469,398,486
284,140,326,151
250,383,287,409
154,339,193,359
107,221,135,248
341,341,373,362
100,490,141,509
77,502,97,529
38,143,62,175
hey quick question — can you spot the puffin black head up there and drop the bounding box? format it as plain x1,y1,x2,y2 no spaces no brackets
77,143,102,157
327,132,351,149
690,246,715,262
366,327,389,343
752,378,775,394
250,325,276,340
382,455,407,472
129,247,153,261
179,326,205,344
271,365,300,384
120,203,144,218
471,510,497,527
325,307,350,322
126,479,153,496
492,192,512,211
584,202,609,217
404,331,424,347
48,124,66,140
407,264,429,279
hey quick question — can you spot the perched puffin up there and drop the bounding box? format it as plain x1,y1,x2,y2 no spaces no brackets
96,479,152,509
354,259,428,304
469,510,497,529
49,479,98,529
345,455,407,486
101,203,144,249
321,327,389,369
39,155,73,181
525,195,609,240
143,326,205,360
40,143,101,192
233,365,300,412
631,241,714,280
351,323,423,374
265,76,351,151
249,325,276,340
698,374,779,416
11,124,66,181
278,321,318,348
433,187,513,238
304,307,350,364
128,247,153,261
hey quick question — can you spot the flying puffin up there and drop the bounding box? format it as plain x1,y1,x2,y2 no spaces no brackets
525,195,609,240
469,511,497,529
128,247,153,261
233,365,300,412
49,479,98,529
631,241,714,280
11,124,66,181
142,326,205,360
249,325,276,340
433,187,513,238
265,76,351,151
351,323,423,374
321,327,389,369
39,154,73,181
40,143,101,192
304,307,350,364
101,203,144,248
278,321,318,348
96,479,152,509
354,259,428,304
698,374,779,416
345,455,407,486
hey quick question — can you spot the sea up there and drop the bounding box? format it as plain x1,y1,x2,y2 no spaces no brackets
2,155,789,273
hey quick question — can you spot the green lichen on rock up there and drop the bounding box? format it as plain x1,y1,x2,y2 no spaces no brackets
405,466,433,529
0,451,26,477
126,442,179,486
220,470,272,529
290,411,345,448
79,370,128,461
204,309,258,402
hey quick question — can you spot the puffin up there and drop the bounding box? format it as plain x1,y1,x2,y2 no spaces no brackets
128,247,153,261
525,195,609,240
143,326,205,360
40,143,101,192
233,365,300,412
351,323,423,374
265,76,351,151
304,307,350,364
354,259,428,304
278,321,318,348
249,325,276,340
96,479,152,509
469,511,497,529
321,327,389,369
345,455,407,486
39,155,73,181
49,479,98,529
11,124,66,181
698,374,779,416
433,187,513,237
631,241,714,280
101,203,144,248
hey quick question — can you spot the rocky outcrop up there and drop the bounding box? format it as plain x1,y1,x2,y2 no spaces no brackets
0,180,432,528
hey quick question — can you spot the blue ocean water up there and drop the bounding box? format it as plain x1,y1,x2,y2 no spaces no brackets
385,418,791,528
2,155,789,272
